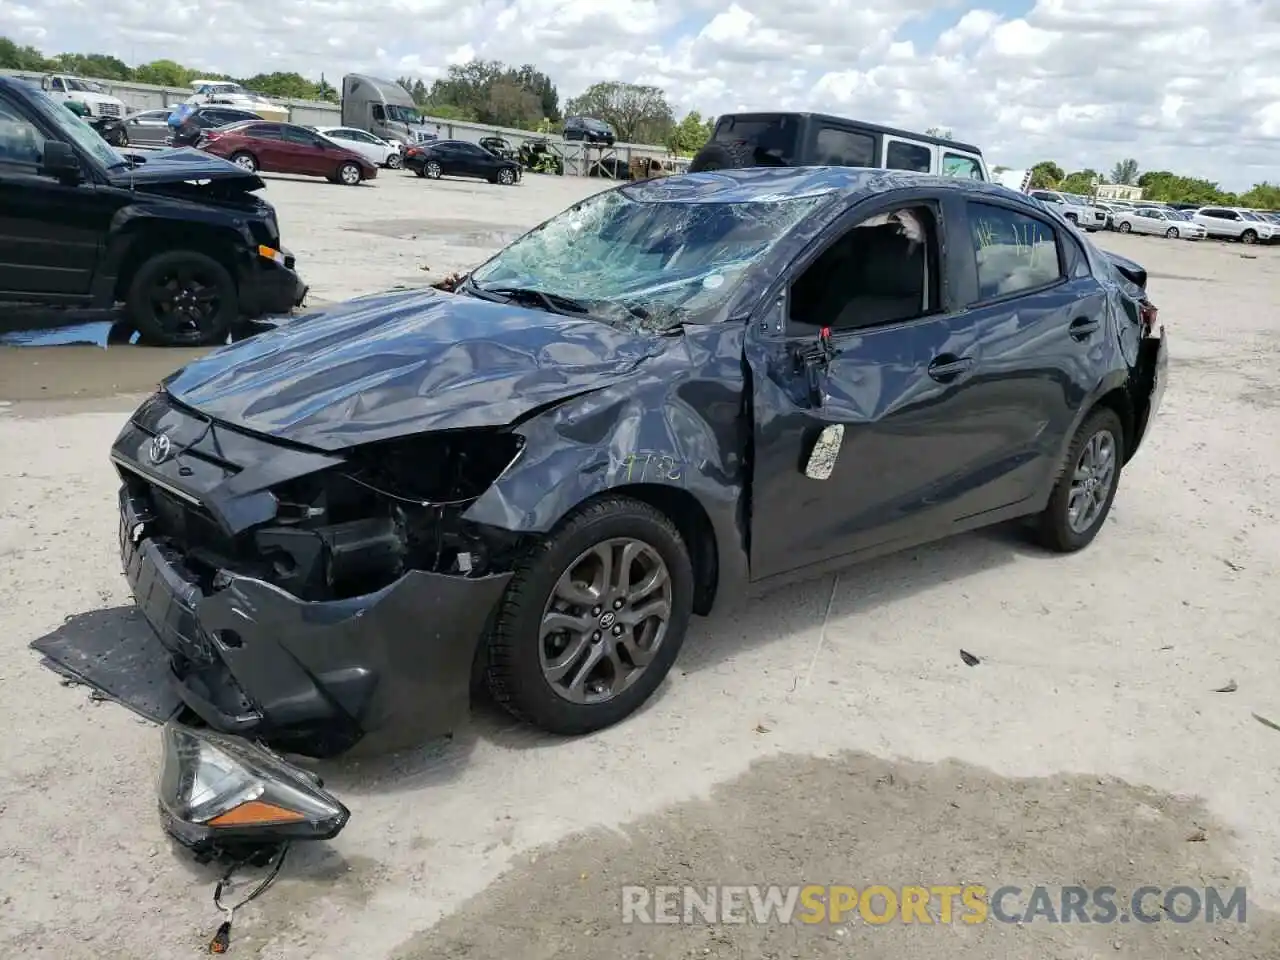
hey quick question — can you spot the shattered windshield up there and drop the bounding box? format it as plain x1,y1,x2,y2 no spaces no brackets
468,186,825,332
30,86,123,168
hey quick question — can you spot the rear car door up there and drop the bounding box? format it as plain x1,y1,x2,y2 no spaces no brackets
280,125,329,176
746,191,994,579
240,123,286,171
126,109,171,146
0,90,114,300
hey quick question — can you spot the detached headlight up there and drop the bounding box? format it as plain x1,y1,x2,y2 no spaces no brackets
158,721,349,857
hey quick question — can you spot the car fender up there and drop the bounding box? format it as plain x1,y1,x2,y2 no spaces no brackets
462,325,753,608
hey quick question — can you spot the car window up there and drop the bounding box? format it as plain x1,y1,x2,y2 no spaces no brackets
281,126,319,145
885,140,932,173
0,95,48,166
713,114,800,166
942,152,984,180
967,202,1064,302
1031,191,1061,204
243,122,284,140
791,205,939,332
814,126,875,167
51,78,66,92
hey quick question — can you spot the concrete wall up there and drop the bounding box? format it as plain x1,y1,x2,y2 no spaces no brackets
1,69,675,172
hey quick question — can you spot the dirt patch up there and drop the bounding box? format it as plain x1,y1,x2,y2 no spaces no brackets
393,751,1274,960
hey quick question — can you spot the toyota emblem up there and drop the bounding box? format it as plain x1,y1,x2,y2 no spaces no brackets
148,433,172,465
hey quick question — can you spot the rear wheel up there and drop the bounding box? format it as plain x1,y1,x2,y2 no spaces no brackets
1035,407,1124,553
425,160,443,179
125,250,237,347
486,497,694,735
229,151,257,173
338,161,362,186
385,152,403,170
688,140,755,173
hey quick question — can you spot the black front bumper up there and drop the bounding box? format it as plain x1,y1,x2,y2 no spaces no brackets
118,488,511,758
236,250,308,319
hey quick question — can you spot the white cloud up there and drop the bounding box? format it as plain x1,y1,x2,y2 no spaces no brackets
3,0,1277,188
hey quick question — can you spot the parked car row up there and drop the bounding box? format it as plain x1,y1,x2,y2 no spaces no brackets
1101,200,1277,244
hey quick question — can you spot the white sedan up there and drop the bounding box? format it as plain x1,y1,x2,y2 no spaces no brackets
313,127,403,169
1113,206,1207,241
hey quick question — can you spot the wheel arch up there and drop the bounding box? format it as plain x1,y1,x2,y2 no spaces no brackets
108,221,247,302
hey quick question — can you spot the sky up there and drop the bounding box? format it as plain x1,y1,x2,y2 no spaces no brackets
3,0,1279,189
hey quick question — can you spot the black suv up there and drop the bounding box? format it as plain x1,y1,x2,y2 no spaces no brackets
563,115,615,146
0,77,306,346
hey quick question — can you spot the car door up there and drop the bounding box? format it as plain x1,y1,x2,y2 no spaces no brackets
1195,207,1229,237
0,92,117,300
238,123,286,172
126,109,171,146
460,141,498,177
336,129,383,165
746,191,996,580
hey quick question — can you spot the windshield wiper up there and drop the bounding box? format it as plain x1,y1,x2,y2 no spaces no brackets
473,283,593,317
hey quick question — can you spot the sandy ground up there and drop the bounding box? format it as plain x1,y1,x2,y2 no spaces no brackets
1,173,1279,960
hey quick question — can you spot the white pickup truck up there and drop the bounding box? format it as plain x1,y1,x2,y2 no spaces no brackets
1028,189,1108,232
37,74,127,119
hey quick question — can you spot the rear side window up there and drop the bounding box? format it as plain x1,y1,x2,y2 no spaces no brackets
943,152,984,180
244,123,284,140
967,202,1064,301
712,114,799,165
815,126,875,167
886,140,931,172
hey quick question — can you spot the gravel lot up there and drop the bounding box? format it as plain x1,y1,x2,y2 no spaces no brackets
1,171,1278,959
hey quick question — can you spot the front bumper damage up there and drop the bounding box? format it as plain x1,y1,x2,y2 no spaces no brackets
237,246,308,319
120,489,511,758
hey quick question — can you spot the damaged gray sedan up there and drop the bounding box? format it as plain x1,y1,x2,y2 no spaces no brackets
105,167,1167,759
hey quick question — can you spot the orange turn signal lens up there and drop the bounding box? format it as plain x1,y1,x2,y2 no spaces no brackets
207,799,307,827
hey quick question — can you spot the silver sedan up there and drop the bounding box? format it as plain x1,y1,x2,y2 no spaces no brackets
1113,206,1207,240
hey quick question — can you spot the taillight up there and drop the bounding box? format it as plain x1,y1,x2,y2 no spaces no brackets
1139,300,1159,336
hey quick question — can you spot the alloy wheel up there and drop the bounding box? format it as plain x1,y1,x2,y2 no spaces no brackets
387,152,403,169
1119,222,1131,233
426,161,442,179
339,163,361,185
148,264,223,338
232,154,256,172
498,168,514,185
1166,228,1179,239
1067,429,1116,535
539,538,673,705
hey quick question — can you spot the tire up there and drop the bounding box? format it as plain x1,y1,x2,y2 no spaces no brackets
385,152,403,170
486,496,694,735
1118,221,1132,233
688,140,755,173
1166,227,1179,239
425,160,442,179
337,161,362,186
1241,229,1258,244
1064,213,1078,225
495,167,515,186
1034,407,1124,553
229,151,257,173
125,250,237,347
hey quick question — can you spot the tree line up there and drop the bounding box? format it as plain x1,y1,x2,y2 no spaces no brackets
1,36,714,154
1003,156,1278,210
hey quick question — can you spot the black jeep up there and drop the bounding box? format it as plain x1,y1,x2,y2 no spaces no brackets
0,76,307,346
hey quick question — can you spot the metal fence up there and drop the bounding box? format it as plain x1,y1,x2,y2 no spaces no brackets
1,69,676,176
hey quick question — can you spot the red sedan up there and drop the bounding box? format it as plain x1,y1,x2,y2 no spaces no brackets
200,121,377,186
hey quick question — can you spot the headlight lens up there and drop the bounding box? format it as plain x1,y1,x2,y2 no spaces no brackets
158,721,349,853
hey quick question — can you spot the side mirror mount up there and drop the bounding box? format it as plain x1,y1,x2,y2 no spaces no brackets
40,141,81,183
804,424,845,480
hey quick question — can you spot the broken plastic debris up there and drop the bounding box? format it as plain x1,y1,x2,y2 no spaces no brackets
1212,680,1237,693
960,650,980,667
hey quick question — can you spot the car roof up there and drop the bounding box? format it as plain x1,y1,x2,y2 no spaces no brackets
718,111,984,155
621,166,1032,207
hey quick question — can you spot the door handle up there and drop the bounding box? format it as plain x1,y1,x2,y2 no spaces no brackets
927,354,974,383
1069,317,1100,341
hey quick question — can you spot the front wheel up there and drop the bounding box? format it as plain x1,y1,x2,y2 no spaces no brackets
337,161,362,185
486,497,694,735
1166,227,1179,239
1064,213,1079,225
1118,221,1132,233
1242,229,1258,244
495,167,515,185
1035,408,1124,553
125,250,238,347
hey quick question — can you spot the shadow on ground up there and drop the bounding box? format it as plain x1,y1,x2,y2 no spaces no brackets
389,750,1276,960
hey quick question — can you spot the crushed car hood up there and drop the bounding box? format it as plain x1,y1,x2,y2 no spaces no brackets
162,288,667,450
107,147,266,190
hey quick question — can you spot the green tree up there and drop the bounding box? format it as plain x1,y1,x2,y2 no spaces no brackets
1058,169,1101,195
0,36,53,70
666,111,713,155
1240,182,1280,209
566,81,674,144
240,71,321,100
1028,160,1064,189
133,59,193,87
1110,158,1139,185
425,60,556,129
52,52,132,80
